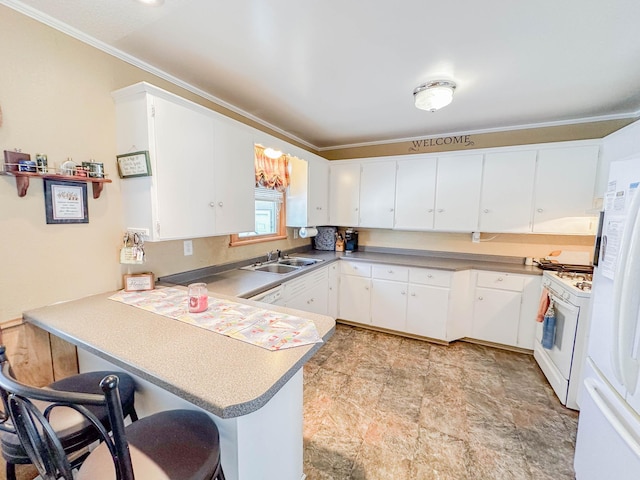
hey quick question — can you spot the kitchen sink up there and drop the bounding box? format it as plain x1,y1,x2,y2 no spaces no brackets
278,257,321,267
253,264,300,274
239,256,323,274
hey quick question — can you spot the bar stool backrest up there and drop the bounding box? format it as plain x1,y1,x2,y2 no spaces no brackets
0,346,134,480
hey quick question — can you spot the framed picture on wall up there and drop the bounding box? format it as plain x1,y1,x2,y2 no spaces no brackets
116,151,152,178
44,179,89,224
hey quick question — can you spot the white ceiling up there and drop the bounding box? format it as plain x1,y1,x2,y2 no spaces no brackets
6,0,640,150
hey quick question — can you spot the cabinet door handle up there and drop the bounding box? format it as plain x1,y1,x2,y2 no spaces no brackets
478,296,483,300
209,202,215,207
411,292,416,297
218,201,223,207
427,274,433,278
355,208,359,211
389,208,394,212
537,208,543,213
388,270,393,274
401,291,406,295
427,209,434,213
437,209,444,213
484,209,489,213
365,286,369,291
497,277,504,282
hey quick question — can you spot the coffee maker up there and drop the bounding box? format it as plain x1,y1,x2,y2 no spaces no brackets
344,229,359,252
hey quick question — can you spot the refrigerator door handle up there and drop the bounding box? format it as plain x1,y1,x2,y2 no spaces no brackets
584,377,640,458
613,185,640,393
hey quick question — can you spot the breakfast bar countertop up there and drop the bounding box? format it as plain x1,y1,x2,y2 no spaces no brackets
23,289,335,418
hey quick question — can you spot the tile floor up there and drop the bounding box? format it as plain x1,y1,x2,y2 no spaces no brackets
303,324,579,480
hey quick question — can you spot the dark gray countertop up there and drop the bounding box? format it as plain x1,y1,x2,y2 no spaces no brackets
23,290,335,418
161,248,542,299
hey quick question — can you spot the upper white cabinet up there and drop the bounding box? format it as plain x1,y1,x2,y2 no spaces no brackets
394,154,482,232
113,85,216,241
359,161,397,228
480,150,537,233
287,156,329,227
212,117,255,235
532,145,599,234
433,154,483,231
329,163,361,226
112,82,254,241
394,157,437,230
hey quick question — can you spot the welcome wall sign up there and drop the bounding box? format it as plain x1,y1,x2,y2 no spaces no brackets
408,134,475,153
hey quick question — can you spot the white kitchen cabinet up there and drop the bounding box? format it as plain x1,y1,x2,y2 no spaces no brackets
212,117,255,235
480,150,537,232
393,154,482,232
113,85,216,241
359,161,397,228
470,271,541,348
394,157,437,230
434,154,483,231
287,156,329,227
329,163,360,226
532,145,599,234
370,265,409,331
338,262,372,324
112,82,254,241
284,266,329,316
406,268,452,341
327,262,339,319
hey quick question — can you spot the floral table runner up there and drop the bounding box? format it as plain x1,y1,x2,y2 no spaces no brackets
109,287,323,351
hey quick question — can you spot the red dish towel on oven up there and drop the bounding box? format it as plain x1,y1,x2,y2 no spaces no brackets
536,288,550,322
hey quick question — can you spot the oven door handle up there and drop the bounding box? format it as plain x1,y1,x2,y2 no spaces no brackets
548,294,579,314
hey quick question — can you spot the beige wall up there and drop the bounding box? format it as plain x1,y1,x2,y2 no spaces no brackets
0,6,308,322
355,229,595,260
0,6,598,324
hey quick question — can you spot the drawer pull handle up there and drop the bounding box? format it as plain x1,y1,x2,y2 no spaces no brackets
411,292,416,297
427,274,433,278
497,277,503,281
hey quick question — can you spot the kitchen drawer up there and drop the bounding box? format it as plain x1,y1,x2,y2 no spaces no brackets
409,268,451,287
341,261,372,277
476,271,524,292
372,265,409,282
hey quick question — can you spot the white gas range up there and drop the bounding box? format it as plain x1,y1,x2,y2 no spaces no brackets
534,268,593,410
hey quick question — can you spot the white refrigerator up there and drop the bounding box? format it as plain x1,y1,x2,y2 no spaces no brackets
574,156,640,479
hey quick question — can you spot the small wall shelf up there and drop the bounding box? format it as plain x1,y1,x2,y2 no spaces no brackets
1,170,112,198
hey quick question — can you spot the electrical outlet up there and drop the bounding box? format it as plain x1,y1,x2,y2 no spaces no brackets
293,229,299,239
471,232,481,243
183,240,193,256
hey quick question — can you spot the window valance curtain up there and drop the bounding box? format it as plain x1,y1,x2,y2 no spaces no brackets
255,145,290,192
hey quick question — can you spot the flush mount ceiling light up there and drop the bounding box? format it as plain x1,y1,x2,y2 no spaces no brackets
413,80,457,112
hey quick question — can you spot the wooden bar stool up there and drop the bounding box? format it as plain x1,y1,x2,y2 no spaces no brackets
0,348,138,480
0,347,225,480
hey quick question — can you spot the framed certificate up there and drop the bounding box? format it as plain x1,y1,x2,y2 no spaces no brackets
44,179,89,224
123,273,155,292
116,151,152,178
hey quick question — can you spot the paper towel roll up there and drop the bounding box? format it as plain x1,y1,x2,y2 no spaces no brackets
299,227,318,238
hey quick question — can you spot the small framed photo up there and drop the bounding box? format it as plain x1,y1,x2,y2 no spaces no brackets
44,179,89,224
123,273,155,292
116,151,152,178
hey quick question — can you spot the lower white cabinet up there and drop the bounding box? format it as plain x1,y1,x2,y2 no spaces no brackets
327,263,339,319
406,268,452,341
282,266,329,316
339,262,373,324
371,264,410,331
470,271,541,349
337,260,541,349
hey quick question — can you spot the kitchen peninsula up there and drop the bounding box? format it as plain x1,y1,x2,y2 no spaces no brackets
23,289,335,480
